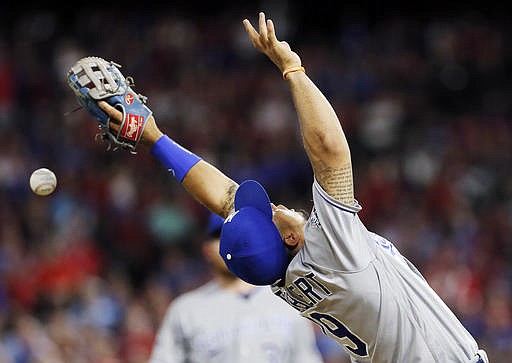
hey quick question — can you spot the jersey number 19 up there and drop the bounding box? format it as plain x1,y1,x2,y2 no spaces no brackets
308,312,369,358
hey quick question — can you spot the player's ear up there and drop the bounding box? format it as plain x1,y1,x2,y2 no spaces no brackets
283,232,299,249
202,241,217,261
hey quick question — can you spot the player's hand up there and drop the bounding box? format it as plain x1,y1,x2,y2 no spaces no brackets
98,101,163,146
243,12,302,72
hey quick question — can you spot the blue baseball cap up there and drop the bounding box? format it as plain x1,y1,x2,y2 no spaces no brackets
207,213,224,238
219,180,288,286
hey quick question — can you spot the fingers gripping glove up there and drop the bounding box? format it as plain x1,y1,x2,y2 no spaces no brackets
67,56,152,152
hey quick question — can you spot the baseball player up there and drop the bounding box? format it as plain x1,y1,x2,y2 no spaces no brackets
96,12,488,363
148,213,324,363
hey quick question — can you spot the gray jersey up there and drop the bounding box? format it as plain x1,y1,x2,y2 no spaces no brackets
149,281,323,363
272,179,480,363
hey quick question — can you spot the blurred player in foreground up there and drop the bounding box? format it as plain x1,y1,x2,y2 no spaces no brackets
97,12,488,363
148,212,323,363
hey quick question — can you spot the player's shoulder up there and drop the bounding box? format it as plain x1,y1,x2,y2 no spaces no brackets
312,178,362,214
255,286,302,313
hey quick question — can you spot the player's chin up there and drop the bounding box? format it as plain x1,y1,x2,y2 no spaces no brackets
284,241,301,257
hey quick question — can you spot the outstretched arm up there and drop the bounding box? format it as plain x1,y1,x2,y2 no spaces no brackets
98,102,238,218
243,13,354,205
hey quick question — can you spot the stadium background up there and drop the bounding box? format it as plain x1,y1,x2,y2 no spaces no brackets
0,1,511,362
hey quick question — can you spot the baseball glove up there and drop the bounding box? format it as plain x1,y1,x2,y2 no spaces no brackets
67,56,152,152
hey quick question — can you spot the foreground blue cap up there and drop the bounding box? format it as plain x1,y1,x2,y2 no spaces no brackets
219,180,288,285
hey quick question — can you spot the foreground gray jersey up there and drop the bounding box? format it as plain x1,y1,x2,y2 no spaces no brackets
272,180,480,363
149,282,323,363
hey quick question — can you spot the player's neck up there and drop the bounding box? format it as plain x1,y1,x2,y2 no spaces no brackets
216,274,255,293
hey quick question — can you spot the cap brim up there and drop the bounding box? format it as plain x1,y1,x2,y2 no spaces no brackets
234,180,272,218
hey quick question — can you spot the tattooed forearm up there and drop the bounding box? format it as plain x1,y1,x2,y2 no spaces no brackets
316,162,354,205
220,183,237,217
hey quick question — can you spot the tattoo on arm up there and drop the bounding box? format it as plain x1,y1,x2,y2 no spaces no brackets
220,183,237,217
316,162,354,205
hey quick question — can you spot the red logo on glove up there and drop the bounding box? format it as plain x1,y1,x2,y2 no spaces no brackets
125,93,135,105
119,114,144,142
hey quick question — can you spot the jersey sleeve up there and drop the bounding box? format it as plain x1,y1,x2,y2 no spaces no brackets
147,302,186,363
309,178,374,272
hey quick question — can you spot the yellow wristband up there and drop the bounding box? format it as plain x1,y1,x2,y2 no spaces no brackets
282,66,305,80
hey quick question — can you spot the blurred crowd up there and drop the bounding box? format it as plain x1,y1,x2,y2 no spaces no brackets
0,4,511,363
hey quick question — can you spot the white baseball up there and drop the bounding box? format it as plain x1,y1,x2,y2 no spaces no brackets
30,168,57,196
